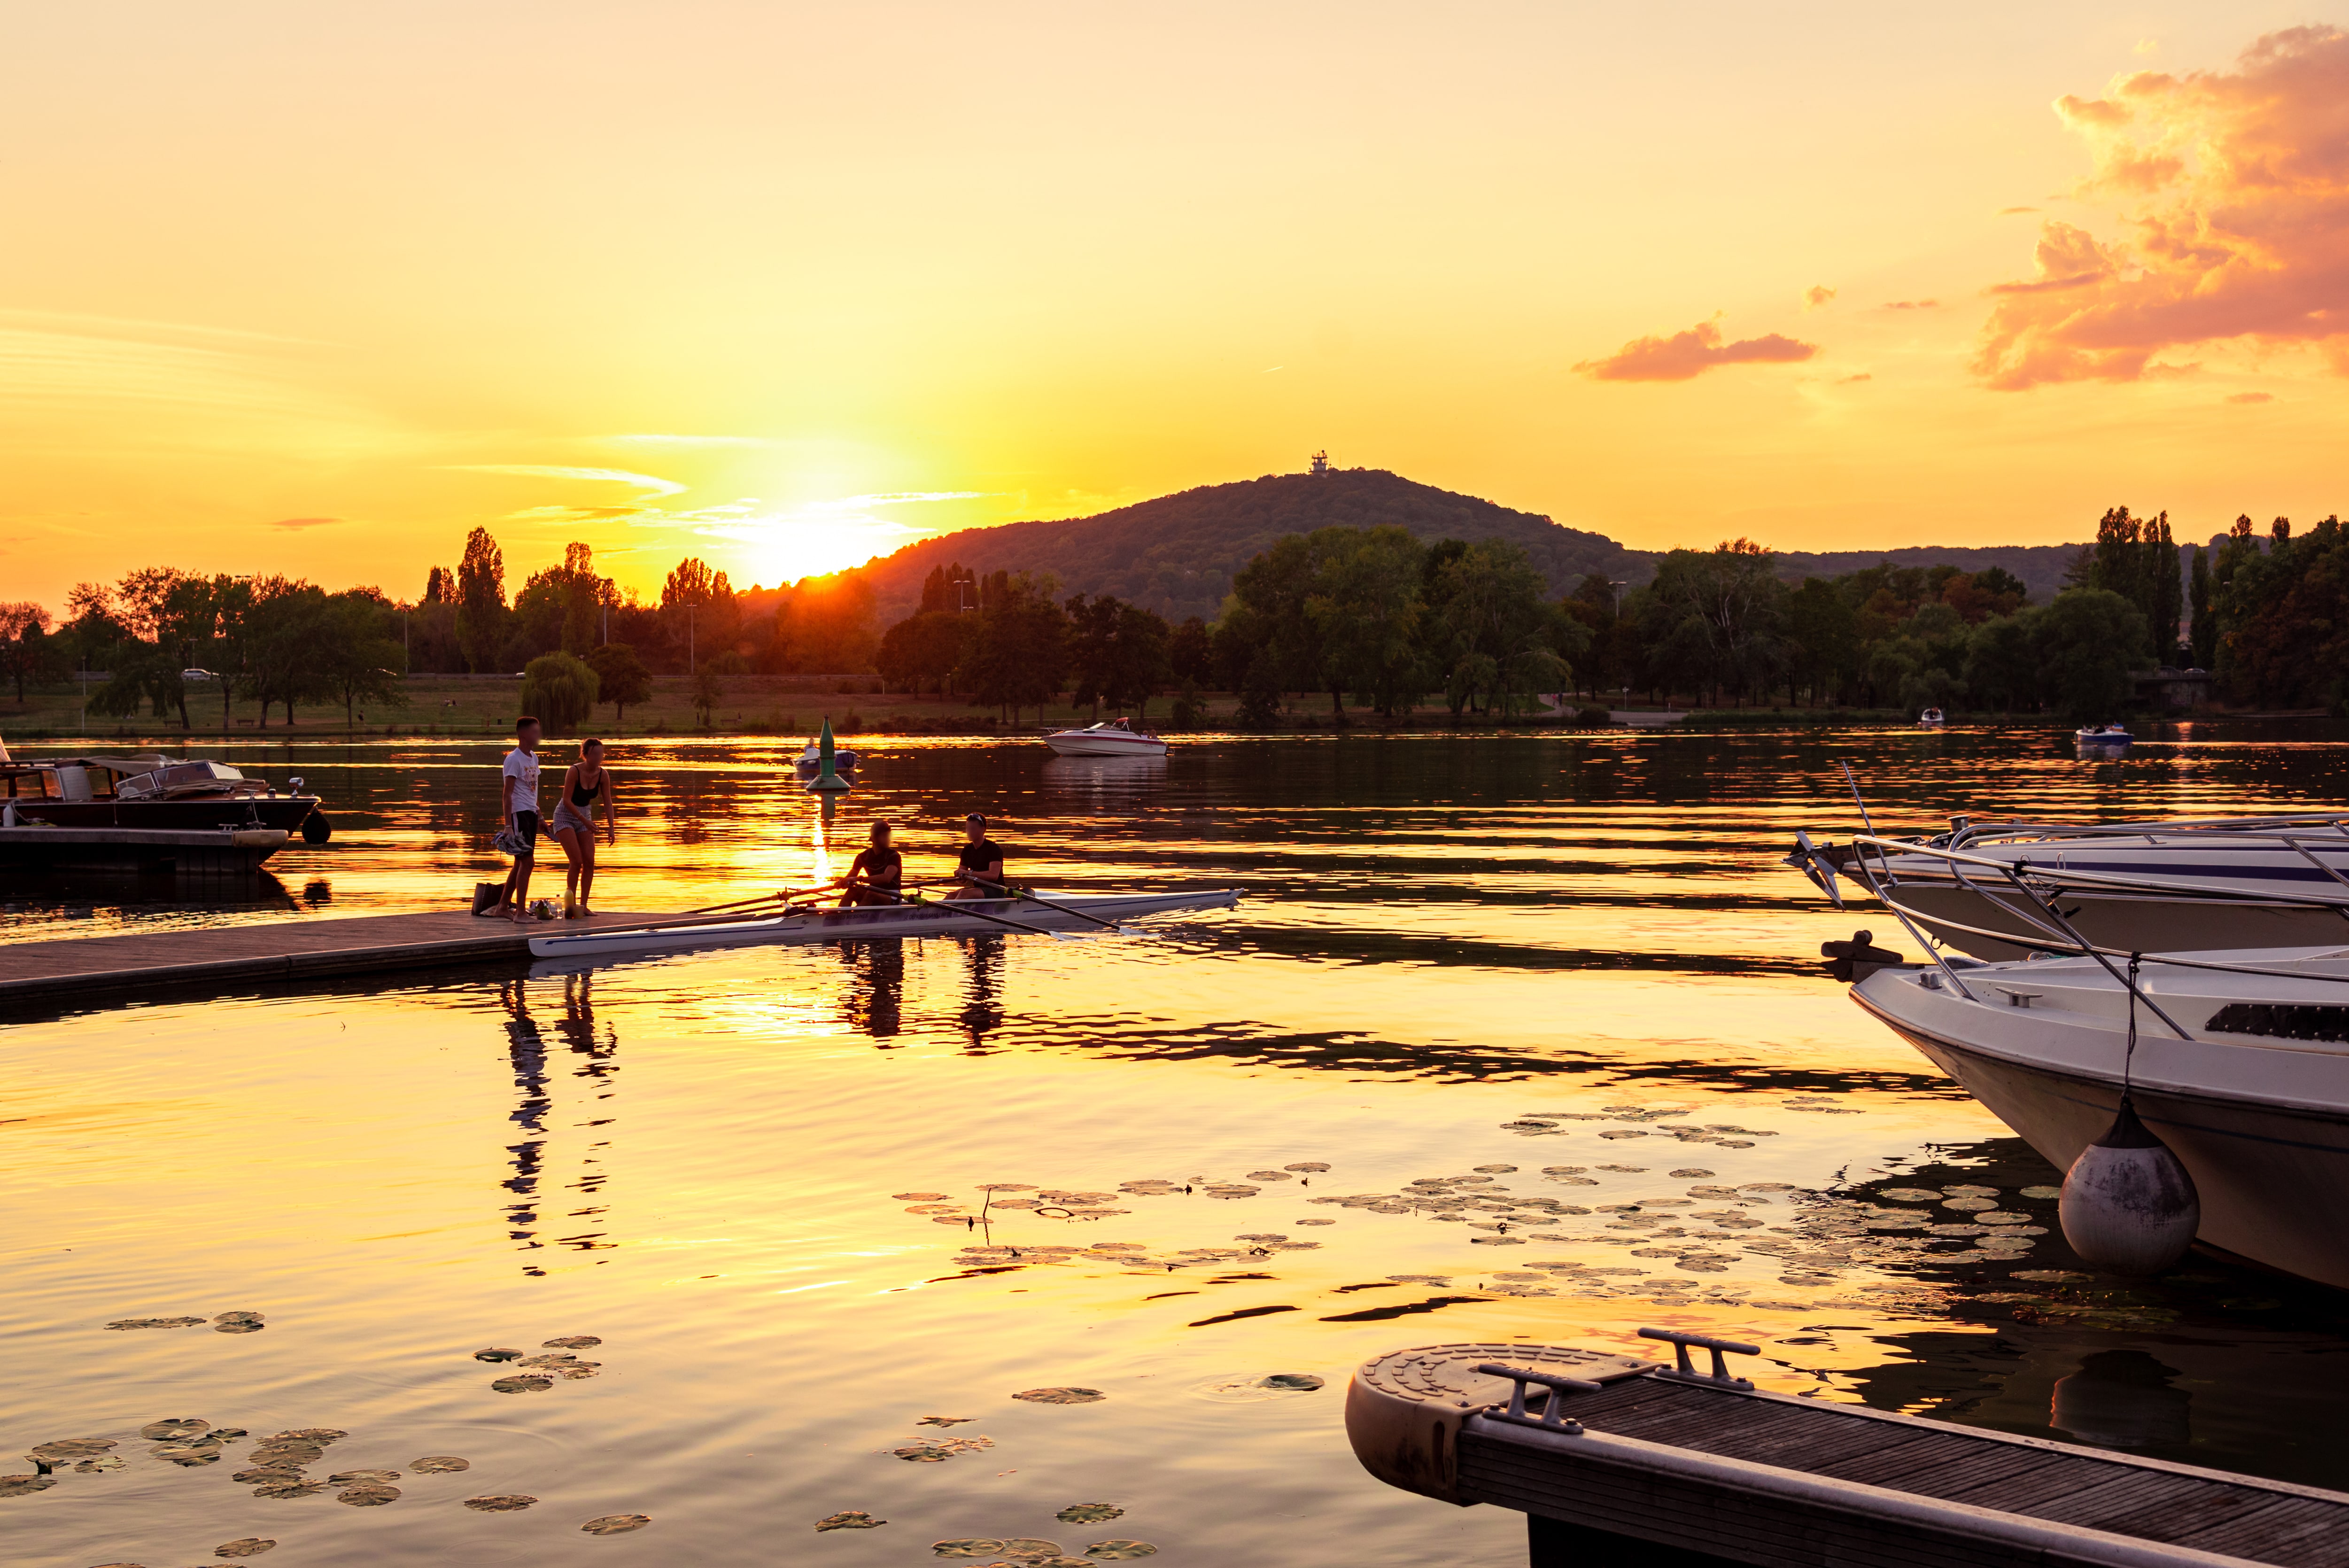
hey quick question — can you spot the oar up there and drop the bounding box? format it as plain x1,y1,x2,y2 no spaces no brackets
683,883,829,916
978,879,1138,935
861,886,1073,940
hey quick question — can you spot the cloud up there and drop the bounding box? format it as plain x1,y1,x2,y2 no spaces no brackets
268,516,339,530
2228,390,2275,403
1999,206,2041,216
1976,26,2349,389
1574,319,1818,382
604,433,776,449
1804,285,1837,309
1884,299,1940,310
452,464,688,497
1837,373,1875,384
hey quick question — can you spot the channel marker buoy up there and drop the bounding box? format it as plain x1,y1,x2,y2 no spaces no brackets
2058,1096,2199,1276
808,715,853,792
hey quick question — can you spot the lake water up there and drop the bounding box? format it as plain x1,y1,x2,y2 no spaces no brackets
6,723,2349,1568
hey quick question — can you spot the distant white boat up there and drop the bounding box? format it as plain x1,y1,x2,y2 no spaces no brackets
793,741,858,776
1044,718,1167,757
2075,723,2132,745
1917,707,1945,728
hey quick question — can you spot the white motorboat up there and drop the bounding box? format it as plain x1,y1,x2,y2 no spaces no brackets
1044,718,1168,757
1786,817,2349,960
1916,707,1945,729
793,741,858,776
1851,942,2349,1288
2075,723,2132,746
529,887,1237,961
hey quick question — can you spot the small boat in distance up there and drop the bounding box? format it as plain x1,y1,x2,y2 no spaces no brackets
2075,723,2132,745
793,740,858,777
1917,707,1945,728
1044,718,1167,757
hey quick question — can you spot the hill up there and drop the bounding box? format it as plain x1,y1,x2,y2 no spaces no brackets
856,468,1649,624
1770,544,2087,604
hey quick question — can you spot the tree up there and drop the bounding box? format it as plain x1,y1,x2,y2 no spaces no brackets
662,556,736,673
962,576,1068,721
585,643,653,724
2087,506,2182,664
876,610,969,694
456,527,509,673
0,602,56,704
318,590,410,725
2039,589,2148,722
204,574,256,728
1783,578,1858,705
422,565,455,604
1310,526,1427,719
690,663,722,727
523,652,601,735
767,571,877,673
2188,546,2215,669
1229,532,1336,711
1963,610,2044,714
241,579,334,726
1421,537,1577,717
1169,617,1213,685
1637,540,1785,705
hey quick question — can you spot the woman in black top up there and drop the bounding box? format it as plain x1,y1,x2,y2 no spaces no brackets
550,739,619,917
945,812,1005,900
836,821,904,907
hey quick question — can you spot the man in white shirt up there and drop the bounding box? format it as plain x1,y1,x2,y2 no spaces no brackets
494,715,543,921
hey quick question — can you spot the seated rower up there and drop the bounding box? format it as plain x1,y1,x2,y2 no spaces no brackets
835,821,903,907
944,812,1005,900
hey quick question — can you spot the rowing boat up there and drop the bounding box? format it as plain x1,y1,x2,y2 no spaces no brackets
526,888,1240,959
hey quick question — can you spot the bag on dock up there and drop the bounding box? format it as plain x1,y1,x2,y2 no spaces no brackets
471,881,502,915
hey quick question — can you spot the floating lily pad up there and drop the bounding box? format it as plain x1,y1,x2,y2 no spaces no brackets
979,1183,1039,1193
1473,1164,1518,1173
329,1468,403,1484
214,1311,266,1333
1941,1197,1996,1212
1244,1171,1292,1181
1057,1504,1124,1524
1085,1542,1158,1560
893,1445,952,1462
338,1482,401,1506
1669,1169,1715,1179
817,1511,887,1530
214,1538,277,1558
493,1375,554,1394
141,1419,210,1442
934,1541,1008,1558
213,1427,250,1442
269,1428,346,1443
1014,1388,1105,1404
74,1456,125,1474
915,1417,972,1428
474,1347,526,1362
1283,1162,1330,1172
543,1335,603,1349
235,1467,303,1484
154,1443,224,1466
1261,1374,1324,1390
581,1513,651,1535
27,1438,115,1462
519,1352,594,1367
995,1540,1064,1562
2018,1186,2063,1200
464,1494,538,1511
248,1444,324,1467
410,1455,471,1473
105,1315,209,1330
252,1477,326,1499
0,1474,57,1498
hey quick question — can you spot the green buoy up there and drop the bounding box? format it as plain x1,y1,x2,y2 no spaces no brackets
808,715,852,792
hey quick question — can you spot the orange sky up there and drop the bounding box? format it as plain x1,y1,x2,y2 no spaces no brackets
5,3,2346,612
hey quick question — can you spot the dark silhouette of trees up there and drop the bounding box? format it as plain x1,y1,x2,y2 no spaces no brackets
456,527,508,674
585,643,653,723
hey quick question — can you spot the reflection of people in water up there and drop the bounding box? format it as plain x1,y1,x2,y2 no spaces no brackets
496,978,619,1274
840,938,906,1040
957,935,1004,1043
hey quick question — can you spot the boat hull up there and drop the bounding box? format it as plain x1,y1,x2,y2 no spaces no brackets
0,825,288,876
1852,982,2349,1289
529,888,1239,961
1044,734,1167,757
1888,882,2349,961
5,796,321,832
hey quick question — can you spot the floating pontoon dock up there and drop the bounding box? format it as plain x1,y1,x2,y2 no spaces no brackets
1349,1332,2349,1568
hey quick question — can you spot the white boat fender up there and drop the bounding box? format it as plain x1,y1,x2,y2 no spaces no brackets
2058,1096,2200,1276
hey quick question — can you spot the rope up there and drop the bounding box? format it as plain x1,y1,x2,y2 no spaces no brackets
2124,952,2141,1098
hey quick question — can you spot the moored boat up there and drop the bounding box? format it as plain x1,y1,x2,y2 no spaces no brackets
0,823,289,876
2075,723,2132,746
1850,942,2349,1288
793,740,858,777
1044,718,1167,757
0,753,325,836
1917,706,1945,728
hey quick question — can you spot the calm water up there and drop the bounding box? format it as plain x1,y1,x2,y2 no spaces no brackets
6,724,2349,1568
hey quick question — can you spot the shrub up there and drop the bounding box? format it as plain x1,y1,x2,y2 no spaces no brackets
520,653,598,735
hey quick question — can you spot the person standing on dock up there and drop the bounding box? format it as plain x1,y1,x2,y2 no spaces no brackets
944,812,1005,900
550,737,618,919
494,716,543,922
833,821,903,907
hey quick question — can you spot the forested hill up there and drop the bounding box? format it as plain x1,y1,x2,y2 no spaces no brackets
1771,544,2088,606
859,469,1646,623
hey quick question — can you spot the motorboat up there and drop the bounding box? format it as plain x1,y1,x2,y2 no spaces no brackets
1785,817,2349,961
1917,707,1945,729
1044,718,1168,757
1850,941,2349,1288
2075,723,2132,746
0,822,289,876
792,740,858,777
0,754,326,836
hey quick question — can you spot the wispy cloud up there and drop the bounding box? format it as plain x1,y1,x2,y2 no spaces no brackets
2228,391,2274,404
1803,285,1837,309
1883,299,1940,310
1998,205,2041,215
452,464,688,497
269,516,340,530
1575,319,1818,382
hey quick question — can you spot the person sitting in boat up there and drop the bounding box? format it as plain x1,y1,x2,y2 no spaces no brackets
945,812,1005,900
835,821,903,907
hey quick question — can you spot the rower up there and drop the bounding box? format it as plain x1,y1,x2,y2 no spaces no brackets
835,821,903,907
944,812,1006,900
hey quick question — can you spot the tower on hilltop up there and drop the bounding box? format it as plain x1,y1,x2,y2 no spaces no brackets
1310,450,1329,476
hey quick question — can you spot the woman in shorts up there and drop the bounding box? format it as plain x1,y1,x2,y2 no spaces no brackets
550,738,619,917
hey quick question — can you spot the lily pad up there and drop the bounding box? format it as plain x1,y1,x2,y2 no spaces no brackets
581,1513,651,1535
1085,1542,1158,1560
894,1191,952,1201
915,1416,972,1428
338,1483,401,1506
979,1183,1039,1193
1941,1197,1996,1212
213,1311,266,1333
0,1474,57,1498
893,1444,953,1462
492,1375,554,1394
141,1419,210,1442
1283,1162,1331,1172
2019,1185,2063,1200
248,1443,324,1467
252,1477,326,1499
464,1494,538,1511
998,1540,1064,1562
474,1347,526,1362
1014,1387,1105,1404
1057,1504,1124,1524
1473,1164,1518,1173
934,1542,1008,1559
214,1539,277,1558
329,1468,403,1484
410,1455,471,1473
105,1315,209,1329
269,1429,346,1443
1261,1374,1324,1390
817,1511,887,1530
1669,1169,1715,1179
153,1443,224,1466
74,1456,125,1474
234,1467,303,1484
543,1335,603,1349
27,1438,115,1462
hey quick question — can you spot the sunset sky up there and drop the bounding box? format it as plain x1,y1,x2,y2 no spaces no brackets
5,2,2346,610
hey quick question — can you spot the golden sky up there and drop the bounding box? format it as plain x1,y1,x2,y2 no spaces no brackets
5,3,2346,611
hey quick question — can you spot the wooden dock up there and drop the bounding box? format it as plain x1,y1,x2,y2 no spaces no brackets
1349,1334,2349,1568
0,908,660,1012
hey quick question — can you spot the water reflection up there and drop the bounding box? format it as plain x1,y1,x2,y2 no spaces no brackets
2053,1351,2193,1448
839,938,906,1039
958,935,1005,1046
497,975,620,1272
